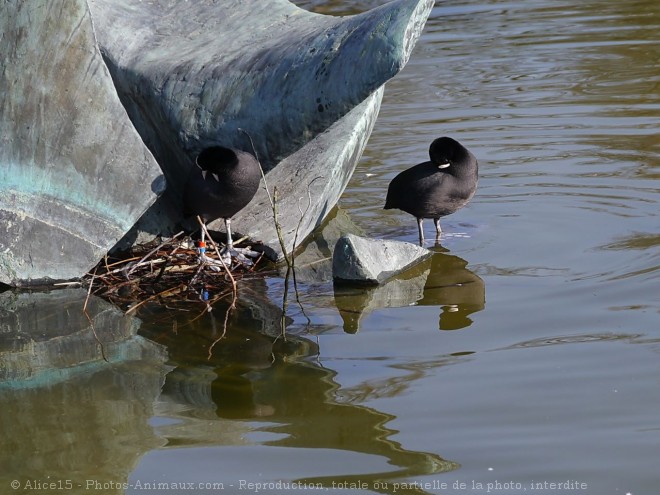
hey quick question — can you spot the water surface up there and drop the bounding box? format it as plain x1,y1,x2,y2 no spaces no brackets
1,1,658,494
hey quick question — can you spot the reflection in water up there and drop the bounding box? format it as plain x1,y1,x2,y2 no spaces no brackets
334,261,431,333
334,249,485,333
138,284,458,490
0,288,166,385
587,231,660,285
496,332,642,351
0,263,464,487
0,224,462,493
600,233,660,252
568,1,659,172
0,289,169,494
292,0,385,16
257,359,458,489
0,366,167,494
421,249,486,331
3,0,657,491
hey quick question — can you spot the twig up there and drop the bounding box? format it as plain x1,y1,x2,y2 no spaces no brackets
272,186,292,267
197,217,237,308
240,128,323,334
239,128,292,267
207,308,231,360
197,217,237,349
83,310,108,363
280,267,291,339
288,176,323,326
125,284,187,314
240,129,274,205
79,224,262,316
83,265,97,313
189,289,233,323
82,265,108,362
188,258,207,287
100,255,142,270
292,175,324,268
152,259,169,286
102,257,169,277
126,231,183,278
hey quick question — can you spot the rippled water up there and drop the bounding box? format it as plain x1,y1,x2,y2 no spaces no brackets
1,1,658,494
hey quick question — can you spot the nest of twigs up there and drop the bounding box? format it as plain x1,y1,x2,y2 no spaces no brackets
82,231,267,314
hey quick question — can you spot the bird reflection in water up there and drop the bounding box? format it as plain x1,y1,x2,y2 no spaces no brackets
334,247,485,333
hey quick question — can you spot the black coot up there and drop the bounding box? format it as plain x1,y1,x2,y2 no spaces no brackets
184,145,261,252
384,136,478,243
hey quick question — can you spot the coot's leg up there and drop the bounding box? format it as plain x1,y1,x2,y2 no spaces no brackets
195,217,256,269
417,217,425,244
196,225,206,265
220,217,259,266
225,218,234,250
433,218,442,236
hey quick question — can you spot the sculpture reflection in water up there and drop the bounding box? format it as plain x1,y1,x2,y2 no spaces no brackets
0,205,460,492
136,277,458,488
334,247,486,333
0,288,169,493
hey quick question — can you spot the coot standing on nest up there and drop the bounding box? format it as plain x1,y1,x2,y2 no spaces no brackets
184,145,261,263
384,136,478,244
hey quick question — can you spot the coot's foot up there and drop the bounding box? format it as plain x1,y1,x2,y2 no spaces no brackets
197,246,259,269
220,246,260,267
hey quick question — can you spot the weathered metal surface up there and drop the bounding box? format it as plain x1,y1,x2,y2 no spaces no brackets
0,1,165,286
89,0,434,258
0,0,433,285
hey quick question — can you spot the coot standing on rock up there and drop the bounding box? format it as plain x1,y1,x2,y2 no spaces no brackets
384,137,478,244
184,145,261,263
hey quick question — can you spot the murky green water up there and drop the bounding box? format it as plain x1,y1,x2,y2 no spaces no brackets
1,1,658,494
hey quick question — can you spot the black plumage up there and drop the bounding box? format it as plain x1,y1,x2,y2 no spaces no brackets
384,136,478,242
184,145,261,250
